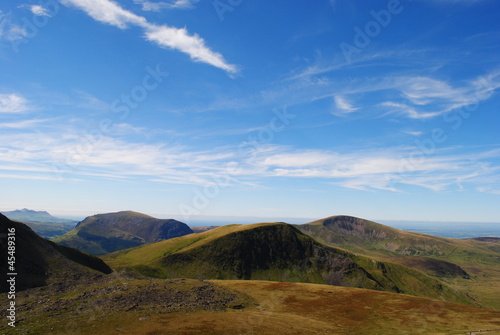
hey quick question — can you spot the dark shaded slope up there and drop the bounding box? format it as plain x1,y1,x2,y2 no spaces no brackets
55,211,193,255
0,214,111,292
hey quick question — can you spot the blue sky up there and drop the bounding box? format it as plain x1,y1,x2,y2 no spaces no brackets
0,0,499,223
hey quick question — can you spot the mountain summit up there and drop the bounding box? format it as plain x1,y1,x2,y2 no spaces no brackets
55,211,193,255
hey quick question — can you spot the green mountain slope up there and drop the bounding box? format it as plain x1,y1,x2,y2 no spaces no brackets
297,215,500,309
54,211,193,255
104,222,471,305
0,214,111,292
297,215,499,264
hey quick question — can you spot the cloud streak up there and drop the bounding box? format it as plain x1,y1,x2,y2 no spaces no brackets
60,0,237,73
134,0,199,11
30,5,52,17
0,93,30,113
1,120,499,195
333,95,358,116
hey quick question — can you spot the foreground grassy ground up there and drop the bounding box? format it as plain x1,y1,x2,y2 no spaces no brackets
2,275,499,335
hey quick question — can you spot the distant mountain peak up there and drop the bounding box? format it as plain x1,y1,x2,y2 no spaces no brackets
17,208,48,214
57,210,193,255
2,209,76,226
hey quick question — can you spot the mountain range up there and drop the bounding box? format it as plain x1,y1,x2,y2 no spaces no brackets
1,209,77,238
1,210,499,334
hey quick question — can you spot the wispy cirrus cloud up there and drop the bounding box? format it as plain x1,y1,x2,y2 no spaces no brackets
245,145,500,192
0,93,30,113
60,0,238,74
404,131,423,137
333,95,358,116
0,119,47,129
379,101,441,119
29,5,52,17
264,66,500,120
0,12,28,42
134,0,199,11
1,121,499,194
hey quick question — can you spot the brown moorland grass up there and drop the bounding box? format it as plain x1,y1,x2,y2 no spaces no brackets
4,278,499,335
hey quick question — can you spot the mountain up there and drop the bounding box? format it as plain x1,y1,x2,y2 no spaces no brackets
297,215,500,263
2,208,77,225
297,215,500,309
104,222,471,305
0,214,111,292
2,209,77,239
54,211,194,255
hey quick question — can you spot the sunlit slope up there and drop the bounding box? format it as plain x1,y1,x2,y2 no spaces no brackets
298,215,500,309
104,222,471,304
298,216,499,262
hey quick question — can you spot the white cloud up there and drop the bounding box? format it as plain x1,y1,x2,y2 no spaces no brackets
30,5,51,17
262,151,338,168
380,101,442,119
0,94,29,113
144,25,238,74
134,0,199,11
277,47,500,120
242,144,500,192
404,131,423,136
333,95,358,116
60,0,237,74
1,116,498,194
396,76,463,105
0,20,28,41
0,119,45,129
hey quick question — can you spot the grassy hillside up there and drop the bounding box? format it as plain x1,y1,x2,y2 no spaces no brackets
104,222,471,305
54,211,193,255
298,216,499,262
297,215,500,309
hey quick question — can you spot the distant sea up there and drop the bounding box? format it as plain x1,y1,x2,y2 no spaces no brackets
379,220,500,239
